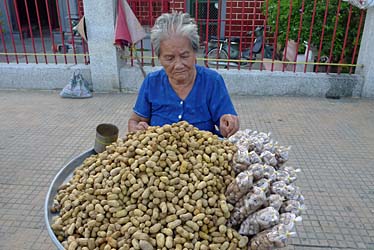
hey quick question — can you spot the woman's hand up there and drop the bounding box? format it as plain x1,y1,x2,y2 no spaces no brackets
133,121,149,131
219,114,239,138
128,113,150,132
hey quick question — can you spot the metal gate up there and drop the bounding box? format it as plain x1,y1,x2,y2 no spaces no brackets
188,0,226,42
0,0,89,64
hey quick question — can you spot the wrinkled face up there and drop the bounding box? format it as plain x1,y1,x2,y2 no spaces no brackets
159,35,197,85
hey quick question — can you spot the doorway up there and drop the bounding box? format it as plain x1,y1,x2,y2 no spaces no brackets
11,0,59,35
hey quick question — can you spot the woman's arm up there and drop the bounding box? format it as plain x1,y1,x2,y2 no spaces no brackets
128,112,150,132
206,71,239,137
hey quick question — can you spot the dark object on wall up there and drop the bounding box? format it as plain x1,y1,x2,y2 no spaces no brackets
325,92,341,99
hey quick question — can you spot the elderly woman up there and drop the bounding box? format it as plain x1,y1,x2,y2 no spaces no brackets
128,12,239,138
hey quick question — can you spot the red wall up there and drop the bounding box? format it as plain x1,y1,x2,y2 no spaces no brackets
129,0,171,26
225,0,267,47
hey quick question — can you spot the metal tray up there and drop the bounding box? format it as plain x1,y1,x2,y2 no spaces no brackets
44,148,96,250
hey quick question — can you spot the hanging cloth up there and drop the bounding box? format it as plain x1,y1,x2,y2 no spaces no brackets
114,0,147,49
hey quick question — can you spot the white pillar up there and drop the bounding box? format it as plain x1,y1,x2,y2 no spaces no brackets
83,0,122,92
356,8,374,98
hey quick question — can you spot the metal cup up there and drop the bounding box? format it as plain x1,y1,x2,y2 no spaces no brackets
94,123,119,153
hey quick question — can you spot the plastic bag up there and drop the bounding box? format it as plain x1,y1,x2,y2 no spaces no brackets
260,150,277,166
263,140,278,153
228,186,266,227
248,163,265,180
232,162,249,174
278,166,300,183
279,212,302,231
239,207,280,236
257,132,271,144
251,138,264,153
60,70,93,99
243,186,267,211
265,194,284,211
234,146,251,166
271,181,299,200
263,164,277,181
225,170,254,204
254,178,271,194
228,129,251,144
280,200,305,216
275,145,291,165
250,224,296,250
248,151,262,164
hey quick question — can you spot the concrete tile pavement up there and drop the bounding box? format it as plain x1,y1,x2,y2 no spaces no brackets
0,90,373,250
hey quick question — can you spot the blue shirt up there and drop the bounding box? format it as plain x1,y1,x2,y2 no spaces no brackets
133,65,237,135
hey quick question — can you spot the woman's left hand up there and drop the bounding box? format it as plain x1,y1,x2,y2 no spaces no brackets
219,114,239,138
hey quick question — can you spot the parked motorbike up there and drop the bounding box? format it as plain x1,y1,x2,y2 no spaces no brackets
205,26,273,67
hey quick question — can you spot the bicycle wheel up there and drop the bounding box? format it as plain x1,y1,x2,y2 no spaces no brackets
206,48,228,67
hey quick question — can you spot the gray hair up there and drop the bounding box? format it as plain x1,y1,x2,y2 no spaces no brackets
151,12,200,57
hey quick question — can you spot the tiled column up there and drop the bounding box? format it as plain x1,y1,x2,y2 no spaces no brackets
83,0,122,92
357,7,374,97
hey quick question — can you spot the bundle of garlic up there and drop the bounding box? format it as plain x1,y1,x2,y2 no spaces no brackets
227,129,305,250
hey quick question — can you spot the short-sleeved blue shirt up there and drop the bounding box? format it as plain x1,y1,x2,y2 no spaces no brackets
133,65,237,135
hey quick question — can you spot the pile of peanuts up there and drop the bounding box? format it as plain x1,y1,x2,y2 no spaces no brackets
51,121,249,250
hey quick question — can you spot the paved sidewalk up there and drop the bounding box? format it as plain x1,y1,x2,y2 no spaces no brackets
0,90,373,250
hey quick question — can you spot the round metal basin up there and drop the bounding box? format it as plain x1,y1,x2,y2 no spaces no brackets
44,148,96,250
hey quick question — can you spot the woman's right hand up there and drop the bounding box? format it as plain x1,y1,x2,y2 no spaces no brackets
134,121,149,131
128,112,150,132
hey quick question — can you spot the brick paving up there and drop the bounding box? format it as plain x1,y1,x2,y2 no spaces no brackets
0,90,373,250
